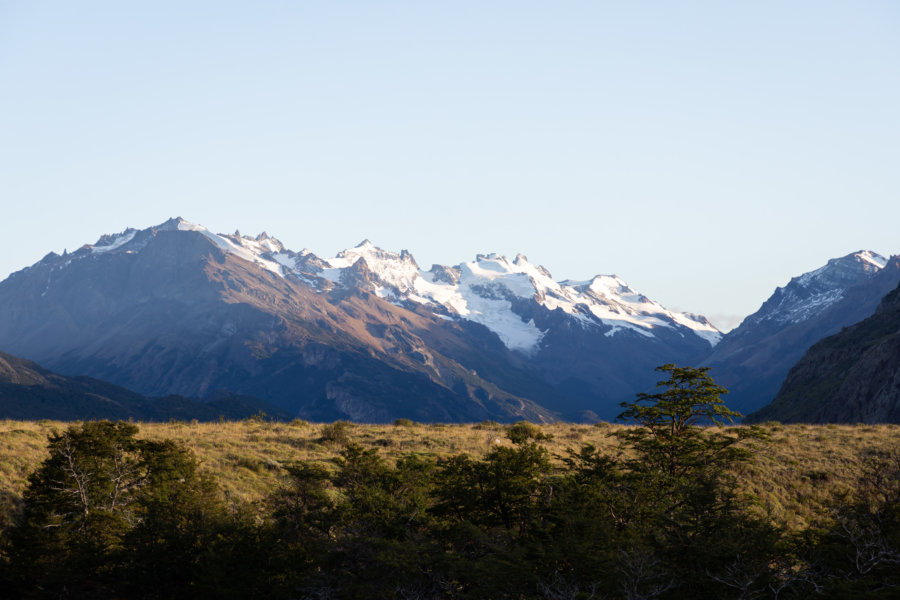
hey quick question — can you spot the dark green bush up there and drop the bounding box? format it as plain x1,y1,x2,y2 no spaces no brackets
506,420,553,444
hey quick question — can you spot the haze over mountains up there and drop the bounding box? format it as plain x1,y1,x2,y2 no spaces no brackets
0,217,896,423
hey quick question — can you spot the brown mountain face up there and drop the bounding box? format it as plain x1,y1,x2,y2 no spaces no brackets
0,226,555,422
748,281,900,423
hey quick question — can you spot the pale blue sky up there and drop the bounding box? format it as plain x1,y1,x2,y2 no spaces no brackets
1,1,898,330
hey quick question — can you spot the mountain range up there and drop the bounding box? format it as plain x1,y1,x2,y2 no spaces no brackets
0,217,896,422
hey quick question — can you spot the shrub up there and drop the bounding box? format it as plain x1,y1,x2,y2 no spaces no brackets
506,421,553,445
319,421,352,445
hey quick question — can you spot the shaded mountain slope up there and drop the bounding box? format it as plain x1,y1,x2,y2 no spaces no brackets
0,350,286,421
748,281,900,423
702,252,899,416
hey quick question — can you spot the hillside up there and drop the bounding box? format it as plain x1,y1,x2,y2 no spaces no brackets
749,281,900,423
0,350,286,421
703,252,900,416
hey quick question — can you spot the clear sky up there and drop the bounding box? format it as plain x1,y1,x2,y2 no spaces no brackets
1,1,898,331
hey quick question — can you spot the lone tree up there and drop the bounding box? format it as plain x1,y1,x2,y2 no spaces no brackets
614,364,775,597
616,363,752,478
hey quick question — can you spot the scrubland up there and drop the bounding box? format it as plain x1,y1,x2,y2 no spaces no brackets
2,418,897,531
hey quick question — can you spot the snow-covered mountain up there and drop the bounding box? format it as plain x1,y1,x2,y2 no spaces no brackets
0,217,722,421
141,219,721,353
704,250,900,416
749,278,900,424
311,244,721,351
740,251,887,329
12,217,896,422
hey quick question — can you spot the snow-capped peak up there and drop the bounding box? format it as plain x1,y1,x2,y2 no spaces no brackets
856,250,888,270
317,241,420,295
309,244,722,351
796,250,887,289
173,219,286,277
90,229,137,254
752,250,887,327
55,219,724,353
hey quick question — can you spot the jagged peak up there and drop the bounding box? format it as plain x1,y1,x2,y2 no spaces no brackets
154,216,192,231
740,250,891,330
172,218,207,233
851,250,887,269
332,240,416,265
475,252,506,263
682,312,714,326
28,218,725,350
429,264,461,285
794,249,886,289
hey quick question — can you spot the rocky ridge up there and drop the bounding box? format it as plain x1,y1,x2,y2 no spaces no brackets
0,218,721,422
703,251,899,416
748,279,900,423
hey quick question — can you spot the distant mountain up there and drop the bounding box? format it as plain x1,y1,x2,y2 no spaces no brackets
703,251,900,416
0,350,287,421
0,218,720,422
748,280,900,423
280,235,720,418
294,239,721,352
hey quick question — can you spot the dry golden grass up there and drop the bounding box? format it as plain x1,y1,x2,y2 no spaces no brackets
2,419,898,531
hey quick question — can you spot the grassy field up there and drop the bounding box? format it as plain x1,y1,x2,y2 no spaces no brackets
2,419,898,531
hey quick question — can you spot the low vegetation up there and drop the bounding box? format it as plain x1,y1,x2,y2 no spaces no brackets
0,366,899,598
2,419,896,532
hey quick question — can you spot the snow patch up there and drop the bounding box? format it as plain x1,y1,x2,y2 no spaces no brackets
79,219,724,352
176,220,285,277
91,230,136,253
310,243,721,350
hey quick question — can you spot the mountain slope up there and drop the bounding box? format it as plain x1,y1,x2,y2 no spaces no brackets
0,350,286,421
277,235,721,418
748,280,900,423
0,220,558,421
0,218,722,422
702,251,899,415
